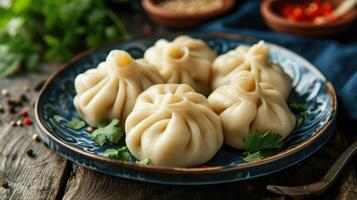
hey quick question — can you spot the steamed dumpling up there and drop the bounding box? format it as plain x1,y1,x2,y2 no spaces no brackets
208,71,295,149
74,50,163,127
211,41,292,99
125,84,223,167
144,35,216,95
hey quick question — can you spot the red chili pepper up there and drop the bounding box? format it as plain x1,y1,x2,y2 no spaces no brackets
282,4,294,17
279,1,334,23
293,6,304,21
305,2,319,18
322,2,332,15
23,117,32,125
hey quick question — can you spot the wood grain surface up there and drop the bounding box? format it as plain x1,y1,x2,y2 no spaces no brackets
0,70,70,200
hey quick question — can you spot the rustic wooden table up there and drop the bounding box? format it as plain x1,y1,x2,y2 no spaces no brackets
1,10,356,200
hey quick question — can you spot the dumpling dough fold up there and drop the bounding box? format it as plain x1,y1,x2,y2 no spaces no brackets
125,84,223,167
73,50,163,127
144,35,216,95
208,71,295,149
211,41,292,99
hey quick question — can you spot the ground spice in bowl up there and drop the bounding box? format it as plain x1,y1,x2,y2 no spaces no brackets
155,0,224,14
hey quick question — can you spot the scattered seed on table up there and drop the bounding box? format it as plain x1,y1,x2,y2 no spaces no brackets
1,88,9,97
32,134,40,142
21,110,28,117
7,98,21,106
26,149,36,157
0,180,10,189
8,106,15,114
23,117,32,125
16,120,22,126
10,121,16,127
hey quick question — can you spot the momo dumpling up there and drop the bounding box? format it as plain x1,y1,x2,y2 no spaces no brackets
125,84,223,167
144,35,216,95
211,41,292,99
74,50,163,127
208,71,295,149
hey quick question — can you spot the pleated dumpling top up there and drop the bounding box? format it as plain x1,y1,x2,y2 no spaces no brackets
208,71,295,149
144,35,216,95
73,50,163,127
125,84,223,167
211,41,292,99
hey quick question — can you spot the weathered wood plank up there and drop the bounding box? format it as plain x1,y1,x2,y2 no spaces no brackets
62,131,356,200
0,71,70,200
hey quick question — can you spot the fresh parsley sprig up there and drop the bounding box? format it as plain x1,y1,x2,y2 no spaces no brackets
105,146,130,161
136,158,151,165
67,117,86,130
91,119,124,146
242,130,282,163
289,102,310,130
289,102,309,114
243,130,282,153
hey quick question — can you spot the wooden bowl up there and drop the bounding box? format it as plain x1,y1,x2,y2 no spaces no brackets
261,0,357,37
142,0,235,29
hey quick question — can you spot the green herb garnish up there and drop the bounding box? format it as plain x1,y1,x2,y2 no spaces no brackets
67,117,86,130
242,151,264,162
289,102,309,113
136,158,151,165
243,130,282,153
295,118,304,129
91,119,124,146
242,130,282,162
105,146,130,161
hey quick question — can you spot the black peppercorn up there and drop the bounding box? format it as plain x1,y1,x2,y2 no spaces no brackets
26,149,36,157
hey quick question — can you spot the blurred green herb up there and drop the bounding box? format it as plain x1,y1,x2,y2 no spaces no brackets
242,130,282,163
91,119,124,146
242,151,263,162
105,146,130,161
67,117,86,130
289,102,309,114
0,0,129,76
136,158,151,165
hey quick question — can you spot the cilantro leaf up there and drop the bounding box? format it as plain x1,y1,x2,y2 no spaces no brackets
242,130,283,163
295,118,304,129
136,158,151,165
242,151,263,162
105,146,130,161
242,149,277,163
67,117,86,130
289,102,309,113
91,119,124,146
243,130,282,153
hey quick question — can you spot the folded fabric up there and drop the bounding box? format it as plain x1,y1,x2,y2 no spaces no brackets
197,0,357,120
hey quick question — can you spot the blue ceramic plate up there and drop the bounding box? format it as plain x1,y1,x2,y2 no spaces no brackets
35,33,337,185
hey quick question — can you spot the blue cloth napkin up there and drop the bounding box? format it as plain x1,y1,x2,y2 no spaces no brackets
197,0,357,121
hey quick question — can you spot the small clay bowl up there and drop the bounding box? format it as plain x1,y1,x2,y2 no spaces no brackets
142,0,235,29
261,0,357,37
